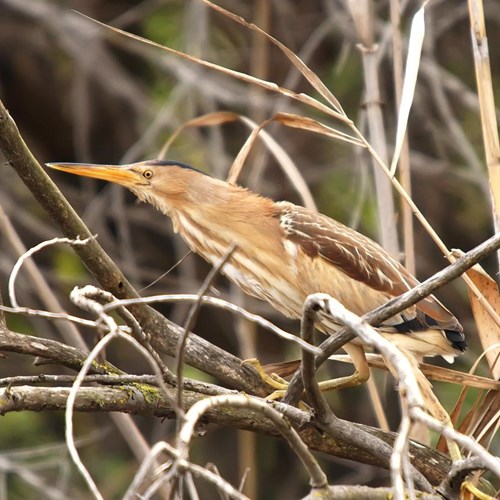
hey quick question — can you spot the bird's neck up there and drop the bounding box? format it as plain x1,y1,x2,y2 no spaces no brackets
149,176,284,262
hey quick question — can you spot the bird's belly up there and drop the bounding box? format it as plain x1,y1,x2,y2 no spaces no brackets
221,261,304,318
175,216,304,317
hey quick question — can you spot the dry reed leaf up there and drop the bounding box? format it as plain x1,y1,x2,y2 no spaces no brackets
157,111,317,210
438,383,480,453
200,0,345,115
467,390,500,446
389,5,425,176
263,355,500,391
271,112,364,147
228,112,364,186
237,115,317,210
451,389,500,457
444,331,500,452
159,111,240,158
452,250,500,380
76,14,343,122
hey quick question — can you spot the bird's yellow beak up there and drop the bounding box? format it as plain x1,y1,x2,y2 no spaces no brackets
46,163,144,187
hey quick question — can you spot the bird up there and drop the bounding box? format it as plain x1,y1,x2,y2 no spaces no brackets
46,159,467,393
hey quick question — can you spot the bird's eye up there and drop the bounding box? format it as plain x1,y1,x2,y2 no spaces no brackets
142,169,154,179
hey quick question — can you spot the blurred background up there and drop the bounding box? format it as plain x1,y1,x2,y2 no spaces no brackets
0,0,498,498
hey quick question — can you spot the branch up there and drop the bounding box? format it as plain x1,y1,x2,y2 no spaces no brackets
0,324,106,374
302,486,442,500
299,295,432,494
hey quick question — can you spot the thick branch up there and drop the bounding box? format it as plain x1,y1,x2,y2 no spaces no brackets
0,98,268,397
0,384,453,485
302,486,441,499
0,325,106,374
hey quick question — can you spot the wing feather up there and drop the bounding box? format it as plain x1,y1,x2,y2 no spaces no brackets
276,202,464,340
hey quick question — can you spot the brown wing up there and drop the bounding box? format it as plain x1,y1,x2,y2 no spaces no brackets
277,202,463,335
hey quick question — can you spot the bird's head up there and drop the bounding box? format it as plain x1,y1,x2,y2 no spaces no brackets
46,159,208,214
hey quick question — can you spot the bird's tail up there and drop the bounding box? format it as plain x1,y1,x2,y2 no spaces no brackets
384,350,461,460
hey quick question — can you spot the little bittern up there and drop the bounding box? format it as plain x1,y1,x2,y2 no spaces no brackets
47,160,467,391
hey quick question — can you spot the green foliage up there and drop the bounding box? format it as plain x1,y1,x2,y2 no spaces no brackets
52,248,88,284
325,54,363,114
142,5,184,50
316,169,379,239
0,412,61,449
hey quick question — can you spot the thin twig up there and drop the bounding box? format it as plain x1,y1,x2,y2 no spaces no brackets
177,394,329,492
0,304,101,330
436,457,488,499
101,294,321,355
126,441,249,500
72,286,177,408
175,245,236,416
391,409,413,500
8,236,93,308
300,296,336,424
413,409,500,478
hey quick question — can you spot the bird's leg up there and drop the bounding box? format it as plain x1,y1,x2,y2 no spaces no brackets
316,343,370,392
242,344,370,399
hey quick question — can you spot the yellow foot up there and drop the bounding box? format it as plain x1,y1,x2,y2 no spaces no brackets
241,358,289,391
241,359,309,408
266,389,287,401
461,481,495,500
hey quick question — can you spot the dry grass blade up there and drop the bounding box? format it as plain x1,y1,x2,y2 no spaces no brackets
444,344,500,453
233,115,317,209
468,0,500,270
75,13,344,122
227,118,274,186
389,5,425,176
200,0,344,115
228,112,363,192
451,389,500,458
469,390,500,447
